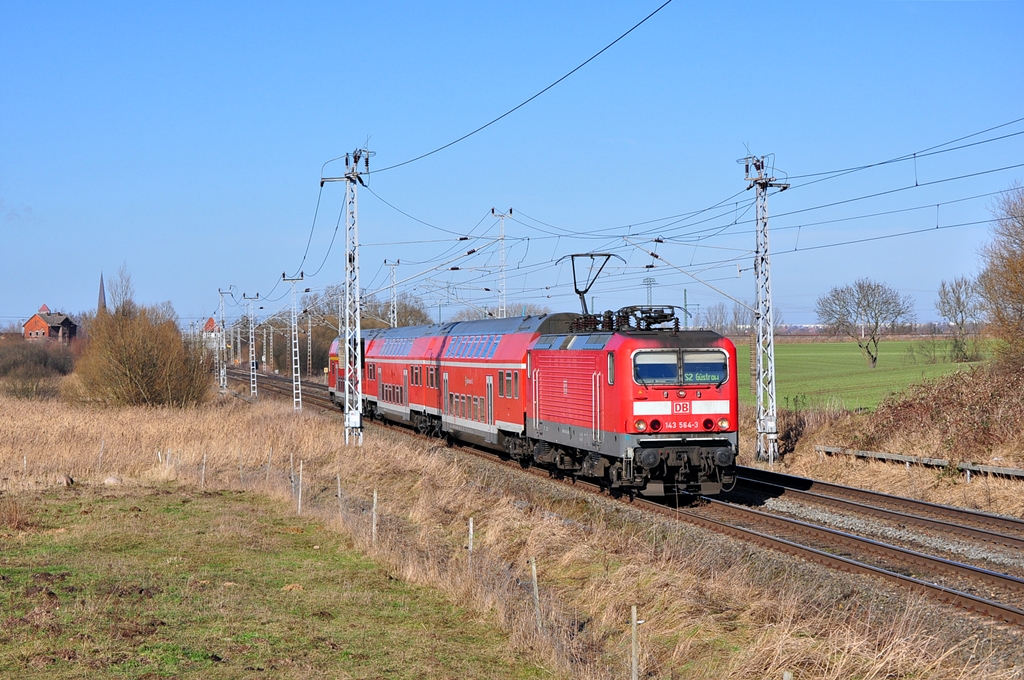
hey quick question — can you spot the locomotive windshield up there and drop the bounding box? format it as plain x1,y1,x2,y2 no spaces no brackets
633,349,728,385
681,351,727,385
634,352,678,383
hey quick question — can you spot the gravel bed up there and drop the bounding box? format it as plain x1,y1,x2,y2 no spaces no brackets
761,496,1024,572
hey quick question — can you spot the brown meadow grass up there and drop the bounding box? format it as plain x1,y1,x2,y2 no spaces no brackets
2,391,1023,678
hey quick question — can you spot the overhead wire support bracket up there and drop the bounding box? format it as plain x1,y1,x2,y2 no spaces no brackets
321,148,375,446
741,155,789,466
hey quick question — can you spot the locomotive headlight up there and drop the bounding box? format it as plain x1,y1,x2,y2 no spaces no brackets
717,417,730,430
634,419,648,432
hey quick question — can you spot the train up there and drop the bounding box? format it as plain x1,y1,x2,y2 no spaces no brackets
328,306,738,496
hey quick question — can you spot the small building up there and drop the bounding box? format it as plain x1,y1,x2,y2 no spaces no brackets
23,304,78,345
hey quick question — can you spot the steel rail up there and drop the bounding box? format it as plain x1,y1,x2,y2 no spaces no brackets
704,498,1024,597
735,476,1024,551
636,497,1024,626
738,466,1024,537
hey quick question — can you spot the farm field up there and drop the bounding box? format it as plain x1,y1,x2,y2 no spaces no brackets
0,486,544,679
735,339,979,411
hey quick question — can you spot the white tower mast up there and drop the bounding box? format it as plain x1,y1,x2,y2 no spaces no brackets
386,259,399,328
242,293,259,399
283,272,305,411
743,156,788,465
321,148,373,445
491,208,511,319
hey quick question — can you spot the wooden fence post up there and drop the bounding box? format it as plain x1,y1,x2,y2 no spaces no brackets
531,557,542,632
371,489,378,545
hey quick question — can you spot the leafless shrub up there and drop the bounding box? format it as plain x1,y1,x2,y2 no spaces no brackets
0,339,73,399
70,269,211,407
858,355,1024,463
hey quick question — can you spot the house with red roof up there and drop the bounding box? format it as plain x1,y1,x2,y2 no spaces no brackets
23,304,78,345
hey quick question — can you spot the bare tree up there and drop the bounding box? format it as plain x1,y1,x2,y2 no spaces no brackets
730,301,754,335
701,302,728,333
977,183,1024,357
108,263,137,317
936,276,981,362
362,291,431,328
449,302,550,322
815,278,916,368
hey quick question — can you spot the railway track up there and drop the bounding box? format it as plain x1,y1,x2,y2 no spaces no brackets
224,368,1024,626
736,466,1024,541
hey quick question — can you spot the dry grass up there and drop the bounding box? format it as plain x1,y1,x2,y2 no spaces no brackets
2,391,1022,678
766,356,1024,516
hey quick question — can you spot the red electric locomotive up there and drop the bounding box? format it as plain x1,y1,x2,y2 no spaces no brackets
328,306,738,495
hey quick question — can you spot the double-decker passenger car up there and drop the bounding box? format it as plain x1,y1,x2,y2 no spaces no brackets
328,307,738,495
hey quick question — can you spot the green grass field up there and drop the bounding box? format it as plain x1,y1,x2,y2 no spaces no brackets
0,486,544,679
735,339,980,411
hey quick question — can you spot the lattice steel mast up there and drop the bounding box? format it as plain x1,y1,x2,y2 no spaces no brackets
321,148,373,445
242,293,260,399
491,208,511,318
385,259,399,328
743,156,788,464
217,288,229,391
283,272,305,411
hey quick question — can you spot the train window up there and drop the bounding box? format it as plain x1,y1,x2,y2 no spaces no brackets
473,397,479,421
471,336,482,358
682,351,728,385
497,371,505,397
513,371,520,399
449,392,455,414
461,395,467,419
534,334,565,350
607,352,615,385
505,371,512,399
486,335,499,357
634,351,680,384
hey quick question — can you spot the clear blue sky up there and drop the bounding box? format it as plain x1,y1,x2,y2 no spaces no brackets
2,1,1022,328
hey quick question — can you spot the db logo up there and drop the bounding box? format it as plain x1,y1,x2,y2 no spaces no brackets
673,403,690,414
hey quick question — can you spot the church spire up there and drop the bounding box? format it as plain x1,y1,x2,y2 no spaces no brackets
98,272,107,314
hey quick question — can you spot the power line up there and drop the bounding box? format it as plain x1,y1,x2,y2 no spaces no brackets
363,0,676,175
784,116,1024,183
774,217,991,254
